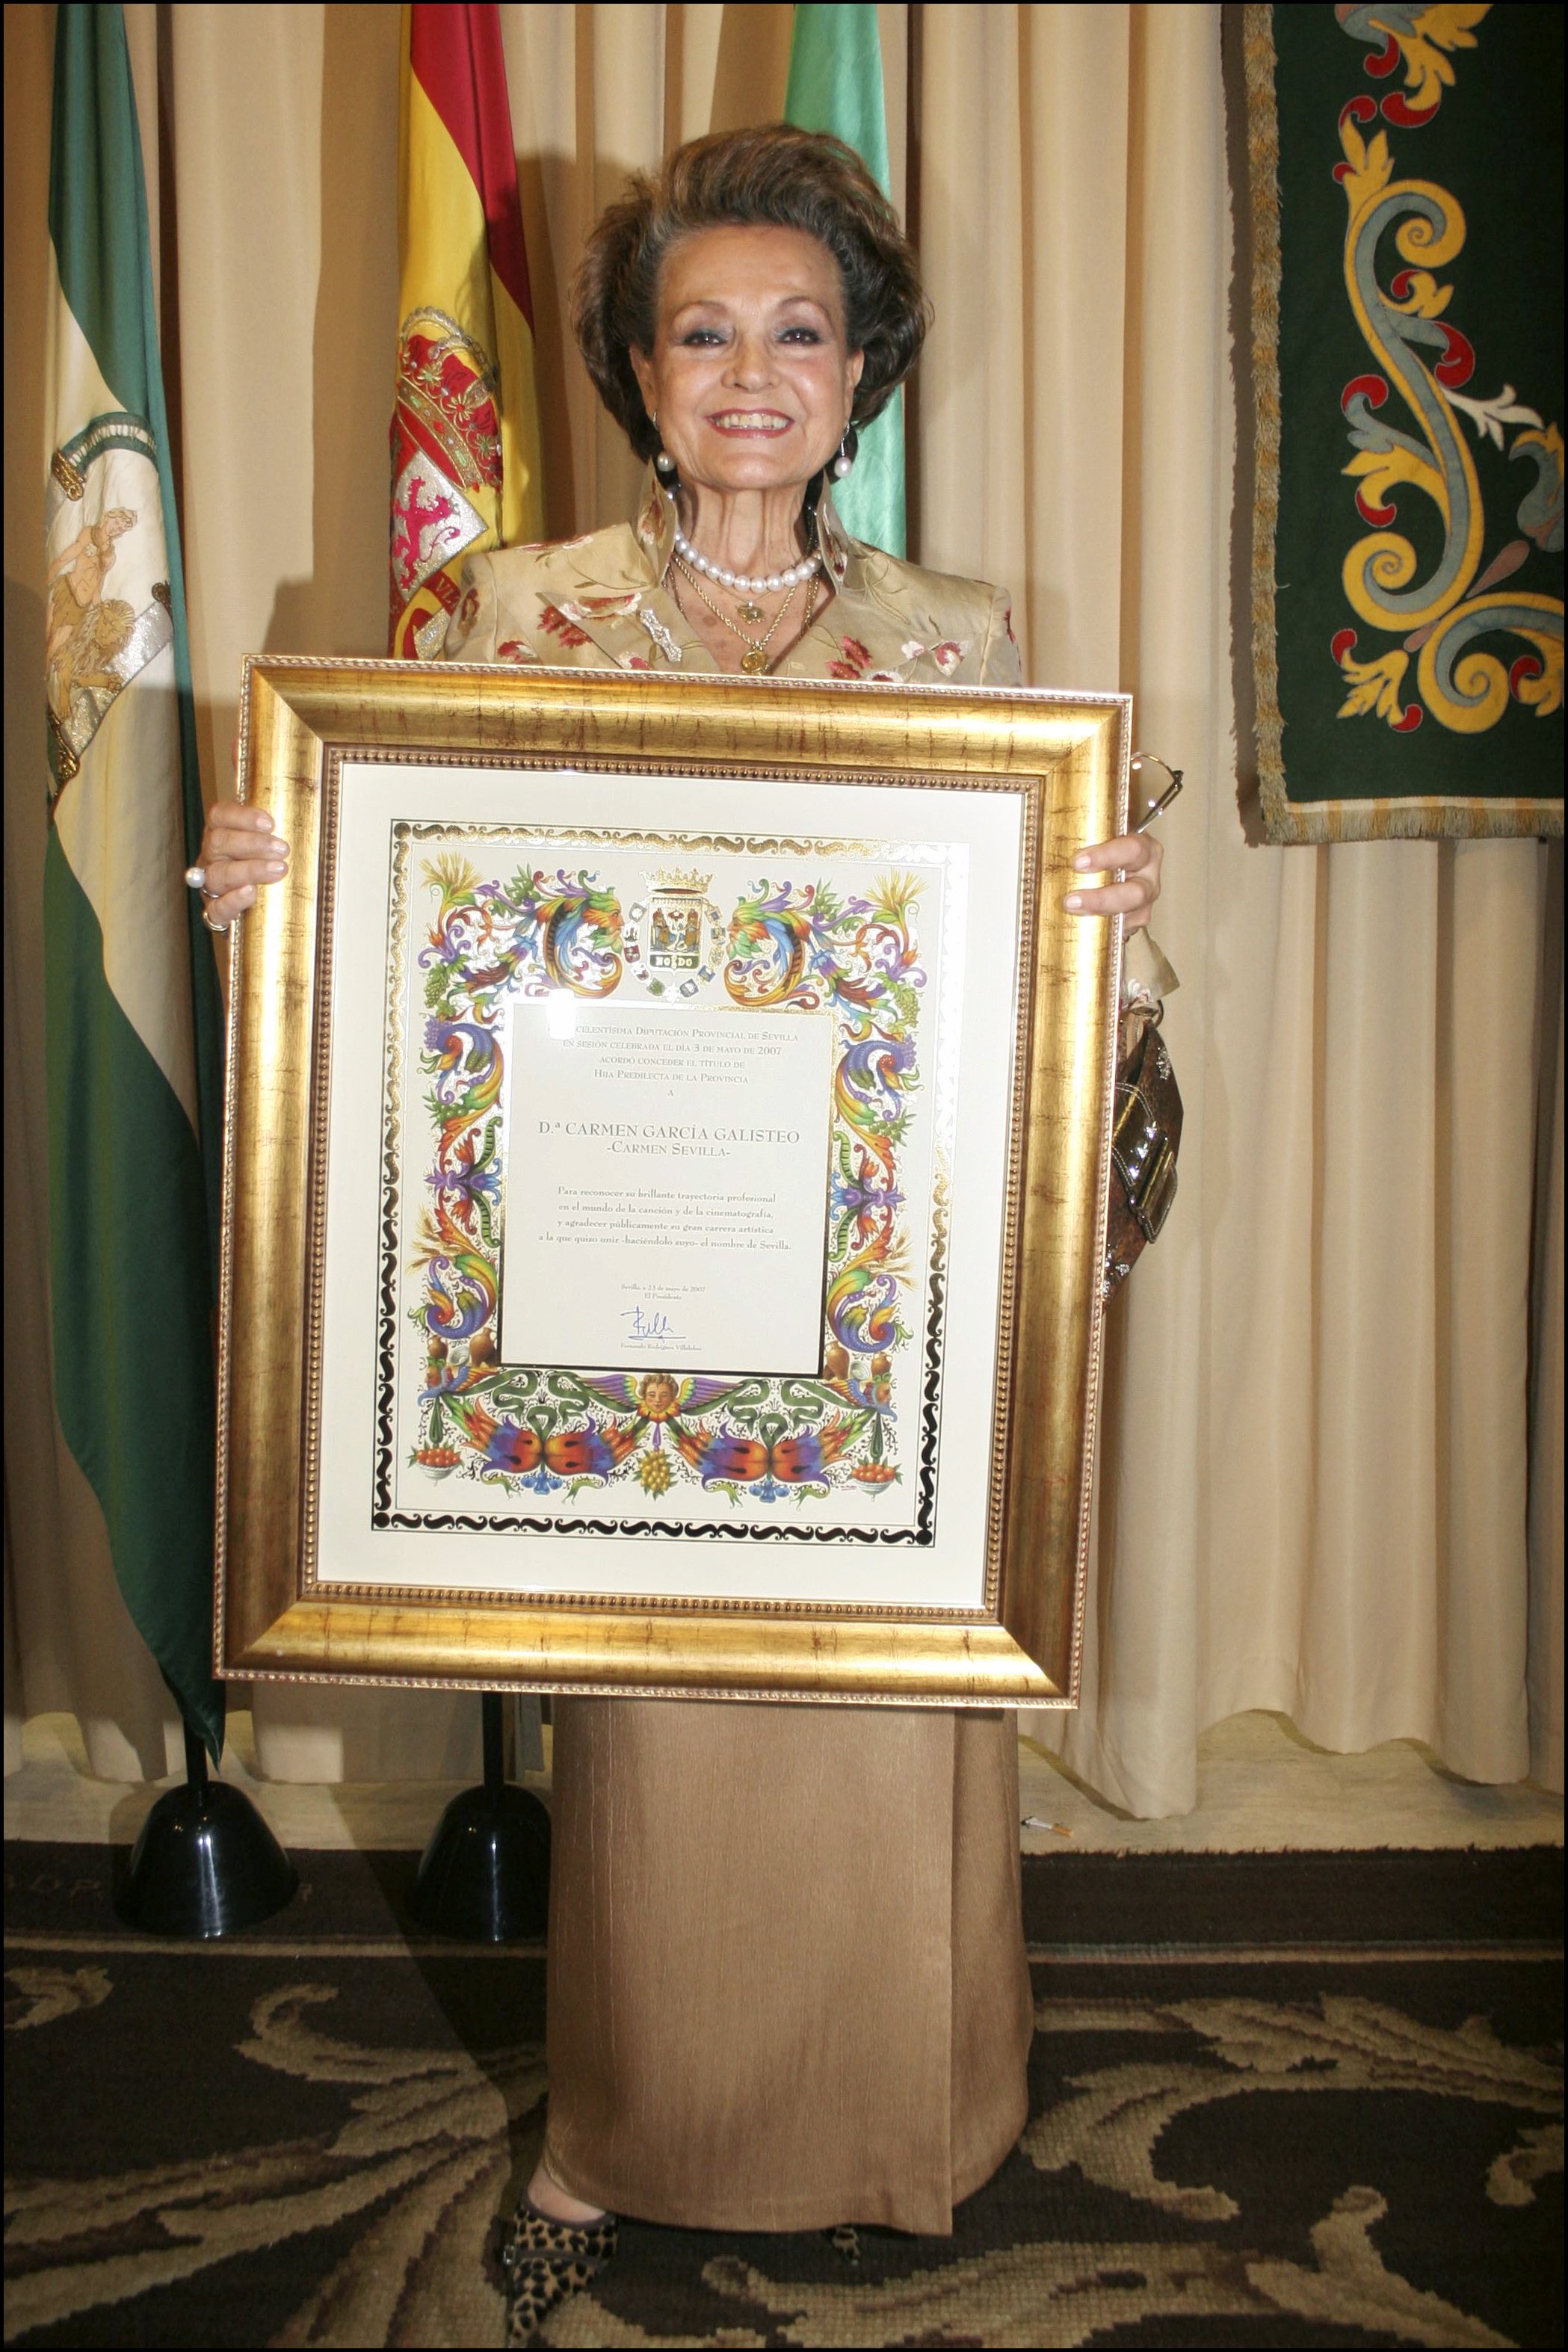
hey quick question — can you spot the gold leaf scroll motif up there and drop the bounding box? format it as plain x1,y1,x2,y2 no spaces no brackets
1333,44,1565,736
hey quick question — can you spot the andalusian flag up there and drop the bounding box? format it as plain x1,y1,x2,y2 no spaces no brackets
391,3,544,656
785,2,907,555
45,4,225,1757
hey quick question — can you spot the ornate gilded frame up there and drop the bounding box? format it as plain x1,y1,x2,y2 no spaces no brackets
217,658,1128,1706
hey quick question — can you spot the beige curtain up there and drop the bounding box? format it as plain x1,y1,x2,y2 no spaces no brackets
4,3,1560,1806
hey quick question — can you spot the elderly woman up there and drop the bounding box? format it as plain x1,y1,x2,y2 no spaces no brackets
197,126,1165,2336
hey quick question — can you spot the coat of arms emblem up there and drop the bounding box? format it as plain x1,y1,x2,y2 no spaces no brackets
389,306,504,652
625,869,723,996
44,413,175,798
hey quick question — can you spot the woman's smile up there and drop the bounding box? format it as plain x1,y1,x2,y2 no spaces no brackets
705,408,794,436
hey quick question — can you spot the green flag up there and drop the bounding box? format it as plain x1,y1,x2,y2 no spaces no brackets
784,2,907,555
45,4,226,1758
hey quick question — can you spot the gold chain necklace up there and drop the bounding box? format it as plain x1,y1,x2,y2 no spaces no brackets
671,555,799,673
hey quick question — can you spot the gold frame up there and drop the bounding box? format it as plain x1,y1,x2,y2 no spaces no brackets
217,658,1128,1706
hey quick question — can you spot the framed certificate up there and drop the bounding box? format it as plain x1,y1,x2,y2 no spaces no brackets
217,660,1129,1706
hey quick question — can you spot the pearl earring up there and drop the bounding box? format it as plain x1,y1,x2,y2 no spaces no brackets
832,430,854,480
652,413,677,476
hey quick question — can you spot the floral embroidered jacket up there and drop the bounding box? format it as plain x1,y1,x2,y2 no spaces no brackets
439,466,1022,688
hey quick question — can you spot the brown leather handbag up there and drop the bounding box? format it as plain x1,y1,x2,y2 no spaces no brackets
1103,1015,1182,1297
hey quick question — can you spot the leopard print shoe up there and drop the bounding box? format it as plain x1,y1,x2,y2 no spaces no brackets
490,2197,619,2348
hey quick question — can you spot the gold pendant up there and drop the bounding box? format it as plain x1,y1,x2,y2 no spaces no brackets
741,646,770,673
736,602,765,626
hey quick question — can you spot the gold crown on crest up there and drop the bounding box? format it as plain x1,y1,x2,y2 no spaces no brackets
649,867,712,897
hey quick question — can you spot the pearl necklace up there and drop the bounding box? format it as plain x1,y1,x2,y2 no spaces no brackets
672,557,801,671
671,524,820,597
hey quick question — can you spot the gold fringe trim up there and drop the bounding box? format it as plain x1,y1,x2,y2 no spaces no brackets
1241,4,1562,846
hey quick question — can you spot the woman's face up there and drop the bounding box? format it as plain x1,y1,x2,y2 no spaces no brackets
630,224,864,496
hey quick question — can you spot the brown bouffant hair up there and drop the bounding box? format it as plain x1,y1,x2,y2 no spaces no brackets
571,125,929,466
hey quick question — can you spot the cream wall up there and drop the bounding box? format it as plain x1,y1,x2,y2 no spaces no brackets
3,4,1560,1805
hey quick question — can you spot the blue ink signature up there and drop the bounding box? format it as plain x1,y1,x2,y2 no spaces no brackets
623,1304,682,1343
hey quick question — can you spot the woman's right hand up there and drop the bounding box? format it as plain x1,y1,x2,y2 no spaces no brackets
196,799,289,929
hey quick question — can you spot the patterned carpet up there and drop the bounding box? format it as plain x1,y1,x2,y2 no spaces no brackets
4,1842,1561,2348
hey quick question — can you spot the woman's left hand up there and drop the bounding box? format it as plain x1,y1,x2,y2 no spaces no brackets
1062,831,1163,932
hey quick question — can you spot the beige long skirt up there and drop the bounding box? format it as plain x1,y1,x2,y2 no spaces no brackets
542,1698,1033,2235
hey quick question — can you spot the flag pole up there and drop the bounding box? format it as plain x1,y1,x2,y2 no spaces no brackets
47,5,297,1934
392,1,553,1942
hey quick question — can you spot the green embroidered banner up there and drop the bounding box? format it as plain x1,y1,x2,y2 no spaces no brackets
1247,3,1563,841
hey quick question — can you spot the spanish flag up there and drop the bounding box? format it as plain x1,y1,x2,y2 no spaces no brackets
390,4,543,657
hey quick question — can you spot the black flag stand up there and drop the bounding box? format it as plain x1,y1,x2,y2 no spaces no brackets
409,1691,551,1940
117,1720,298,1937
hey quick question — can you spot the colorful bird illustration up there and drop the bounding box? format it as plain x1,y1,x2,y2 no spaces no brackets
454,1403,541,1475
674,1413,861,1490
543,1420,640,1480
454,1401,639,1483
